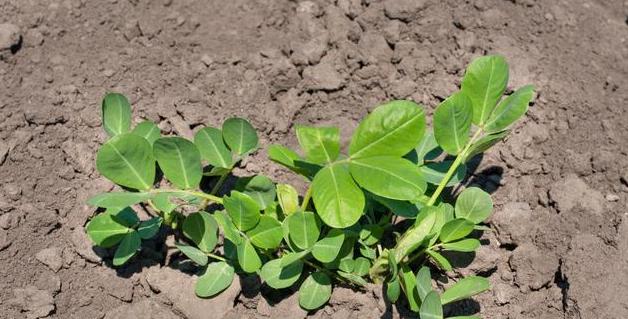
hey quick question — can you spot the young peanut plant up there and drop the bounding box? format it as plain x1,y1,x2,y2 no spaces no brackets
86,55,533,318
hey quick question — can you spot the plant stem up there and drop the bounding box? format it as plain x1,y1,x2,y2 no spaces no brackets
151,189,223,204
301,186,312,211
303,259,350,284
426,129,483,206
210,172,230,195
207,252,227,262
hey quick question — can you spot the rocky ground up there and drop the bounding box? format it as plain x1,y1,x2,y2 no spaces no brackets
0,0,627,318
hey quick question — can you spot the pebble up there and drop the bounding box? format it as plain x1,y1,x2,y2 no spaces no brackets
0,23,21,51
103,69,115,77
200,54,213,67
36,247,63,272
606,194,620,202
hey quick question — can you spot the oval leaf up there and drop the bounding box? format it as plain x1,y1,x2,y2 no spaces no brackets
349,100,426,158
427,250,452,271
394,207,437,262
183,212,218,253
455,187,493,224
441,276,490,305
87,192,153,208
102,93,131,137
420,291,443,319
416,266,432,301
153,137,202,189
222,117,258,155
299,272,332,310
296,125,340,164
86,212,132,248
415,130,441,164
224,191,261,231
131,120,160,145
235,175,276,210
439,218,475,243
484,85,534,133
386,277,401,302
288,211,321,250
137,217,162,239
247,215,283,249
195,261,235,297
312,229,345,263
280,250,310,267
353,257,371,276
461,55,509,126
236,240,262,273
97,133,155,190
194,127,233,168
277,184,299,216
350,156,426,201
312,164,365,228
113,231,141,266
421,160,467,187
260,258,303,289
442,239,481,252
466,130,509,160
213,210,243,245
176,243,208,266
433,93,473,155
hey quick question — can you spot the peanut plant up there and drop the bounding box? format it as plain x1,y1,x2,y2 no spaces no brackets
86,55,533,318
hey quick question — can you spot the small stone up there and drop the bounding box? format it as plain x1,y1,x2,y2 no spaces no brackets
0,23,21,51
8,286,55,319
605,194,620,202
200,54,213,67
36,247,63,272
4,183,21,201
0,212,12,229
103,69,115,77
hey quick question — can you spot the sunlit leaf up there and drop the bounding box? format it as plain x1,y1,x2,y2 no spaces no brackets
194,127,233,168
247,215,283,249
455,187,493,224
277,184,299,216
439,218,475,243
175,243,208,266
153,137,202,189
312,229,345,263
427,250,452,271
288,211,321,250
420,291,443,319
222,117,258,155
415,266,432,301
461,55,509,126
235,175,276,210
484,85,534,133
87,192,153,208
420,160,467,187
182,212,218,253
260,258,303,289
312,164,364,228
466,130,509,160
195,261,235,298
96,133,155,190
131,120,160,145
224,191,261,231
296,125,340,164
299,272,332,310
400,265,420,312
113,231,141,266
441,276,490,305
350,156,426,201
102,93,131,137
433,92,473,155
236,239,262,273
386,277,401,302
441,239,481,252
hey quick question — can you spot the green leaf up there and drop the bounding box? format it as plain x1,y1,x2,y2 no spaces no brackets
439,218,475,243
484,84,534,133
102,93,131,137
222,117,258,155
86,211,132,248
87,192,153,208
352,257,370,276
214,211,243,245
466,130,509,160
260,258,303,289
388,249,398,279
108,207,140,227
113,231,141,266
296,125,340,164
415,130,440,165
236,239,262,273
194,127,233,168
247,215,283,249
337,271,368,287
235,175,276,210
175,243,208,266
280,250,310,267
299,272,332,310
394,207,437,262
433,93,473,155
421,160,467,187
349,100,426,158
428,205,453,246
455,187,493,224
441,276,490,305
183,212,218,253
442,239,481,252
370,194,419,218
420,291,443,319
224,191,261,231
386,277,401,303
137,217,162,239
153,137,202,189
324,236,356,270
400,265,420,312
131,121,160,145
427,250,452,271
267,144,320,179
311,229,345,263
461,55,509,126
350,156,426,201
96,133,155,190
312,164,365,228
195,261,235,297
152,193,177,214
288,211,321,250
416,266,432,301
277,184,299,216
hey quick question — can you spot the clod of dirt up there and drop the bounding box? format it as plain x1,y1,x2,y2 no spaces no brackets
302,59,346,91
97,268,135,302
256,292,307,319
8,286,55,319
548,174,604,215
383,0,428,22
0,230,12,251
145,266,241,319
104,299,179,319
35,247,63,272
70,227,103,263
358,32,393,64
490,202,533,246
0,23,21,52
509,243,559,291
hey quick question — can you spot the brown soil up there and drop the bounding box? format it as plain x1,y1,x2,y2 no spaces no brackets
1,0,627,318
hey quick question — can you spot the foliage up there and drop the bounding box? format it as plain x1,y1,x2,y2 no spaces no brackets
86,55,533,316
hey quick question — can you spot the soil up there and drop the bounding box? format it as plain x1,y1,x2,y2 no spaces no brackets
0,0,627,318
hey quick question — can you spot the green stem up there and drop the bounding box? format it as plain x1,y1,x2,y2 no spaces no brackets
210,172,230,195
426,129,483,206
301,186,312,211
207,252,227,262
303,259,350,284
151,189,223,204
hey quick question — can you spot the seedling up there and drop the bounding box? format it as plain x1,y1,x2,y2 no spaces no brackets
86,55,533,317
